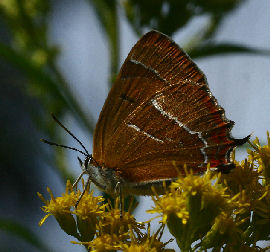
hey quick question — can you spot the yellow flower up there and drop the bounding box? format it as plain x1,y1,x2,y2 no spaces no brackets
122,224,174,252
38,180,107,240
149,169,231,251
38,180,79,237
74,190,106,241
220,160,264,209
72,201,146,250
230,190,251,217
173,169,229,215
99,198,144,239
38,180,77,224
124,244,157,252
72,233,123,252
148,188,188,225
248,131,270,184
200,212,243,250
254,188,270,222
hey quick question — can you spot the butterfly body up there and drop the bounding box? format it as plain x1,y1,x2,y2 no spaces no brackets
84,157,173,196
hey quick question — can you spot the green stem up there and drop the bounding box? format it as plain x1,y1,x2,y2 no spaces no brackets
107,10,119,85
89,0,120,86
48,60,96,134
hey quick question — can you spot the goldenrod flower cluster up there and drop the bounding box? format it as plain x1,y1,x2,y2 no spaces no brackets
38,180,171,251
38,132,270,251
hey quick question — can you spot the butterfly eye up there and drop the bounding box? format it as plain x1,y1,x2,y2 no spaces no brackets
84,156,91,168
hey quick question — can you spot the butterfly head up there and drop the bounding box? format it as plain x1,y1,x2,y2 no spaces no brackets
78,154,92,171
77,154,120,196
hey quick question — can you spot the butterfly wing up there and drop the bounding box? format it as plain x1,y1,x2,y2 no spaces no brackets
93,30,248,182
93,31,206,162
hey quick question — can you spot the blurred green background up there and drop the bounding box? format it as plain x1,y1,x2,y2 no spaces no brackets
0,0,269,251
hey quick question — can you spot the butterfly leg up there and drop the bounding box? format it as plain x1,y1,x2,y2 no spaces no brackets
74,176,91,208
115,181,123,218
72,171,86,189
72,157,87,189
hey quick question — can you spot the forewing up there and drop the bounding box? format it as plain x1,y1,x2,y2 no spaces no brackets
93,30,206,163
93,31,247,182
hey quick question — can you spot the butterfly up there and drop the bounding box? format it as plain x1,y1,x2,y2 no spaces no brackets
43,30,249,204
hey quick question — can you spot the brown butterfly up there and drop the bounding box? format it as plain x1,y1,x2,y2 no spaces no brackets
43,30,249,205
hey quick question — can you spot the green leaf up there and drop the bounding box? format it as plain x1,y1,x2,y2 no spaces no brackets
0,42,95,133
0,42,65,104
89,0,119,84
188,43,270,59
122,0,244,37
0,218,51,252
167,213,186,250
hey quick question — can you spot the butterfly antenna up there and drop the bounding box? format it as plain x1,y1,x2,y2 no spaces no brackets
41,138,87,156
51,113,90,156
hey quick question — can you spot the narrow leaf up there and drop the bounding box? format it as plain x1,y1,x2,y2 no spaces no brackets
0,218,51,252
188,43,270,59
